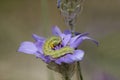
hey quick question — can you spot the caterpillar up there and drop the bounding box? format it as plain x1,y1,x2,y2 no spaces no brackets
43,36,74,58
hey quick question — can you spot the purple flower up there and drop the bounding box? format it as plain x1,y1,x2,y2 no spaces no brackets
18,26,98,65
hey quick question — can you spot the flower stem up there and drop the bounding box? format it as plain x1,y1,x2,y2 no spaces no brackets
69,21,83,80
62,75,71,80
69,19,75,35
77,62,83,80
68,18,83,80
60,63,74,80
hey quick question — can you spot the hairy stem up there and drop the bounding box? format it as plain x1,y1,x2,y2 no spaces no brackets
62,75,71,80
60,63,75,80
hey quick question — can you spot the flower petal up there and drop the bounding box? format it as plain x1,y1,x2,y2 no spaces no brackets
55,50,84,64
70,32,89,46
64,30,71,35
35,52,51,63
70,50,84,61
18,41,37,54
62,34,72,46
70,36,98,48
32,34,46,54
52,26,64,39
32,34,45,42
35,41,44,54
64,30,81,35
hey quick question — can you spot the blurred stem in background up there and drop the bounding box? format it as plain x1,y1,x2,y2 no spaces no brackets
77,62,83,80
41,0,54,80
40,0,51,36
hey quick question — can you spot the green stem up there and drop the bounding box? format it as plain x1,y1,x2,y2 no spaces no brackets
68,18,83,80
68,19,75,36
69,20,83,80
77,62,83,80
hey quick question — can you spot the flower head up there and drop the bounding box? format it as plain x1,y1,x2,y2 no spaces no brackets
18,26,98,65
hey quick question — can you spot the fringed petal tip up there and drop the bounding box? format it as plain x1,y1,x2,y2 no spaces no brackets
18,41,37,54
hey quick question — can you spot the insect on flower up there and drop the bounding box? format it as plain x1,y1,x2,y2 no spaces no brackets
18,26,98,64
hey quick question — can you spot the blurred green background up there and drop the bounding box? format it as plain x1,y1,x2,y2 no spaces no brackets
0,0,120,80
